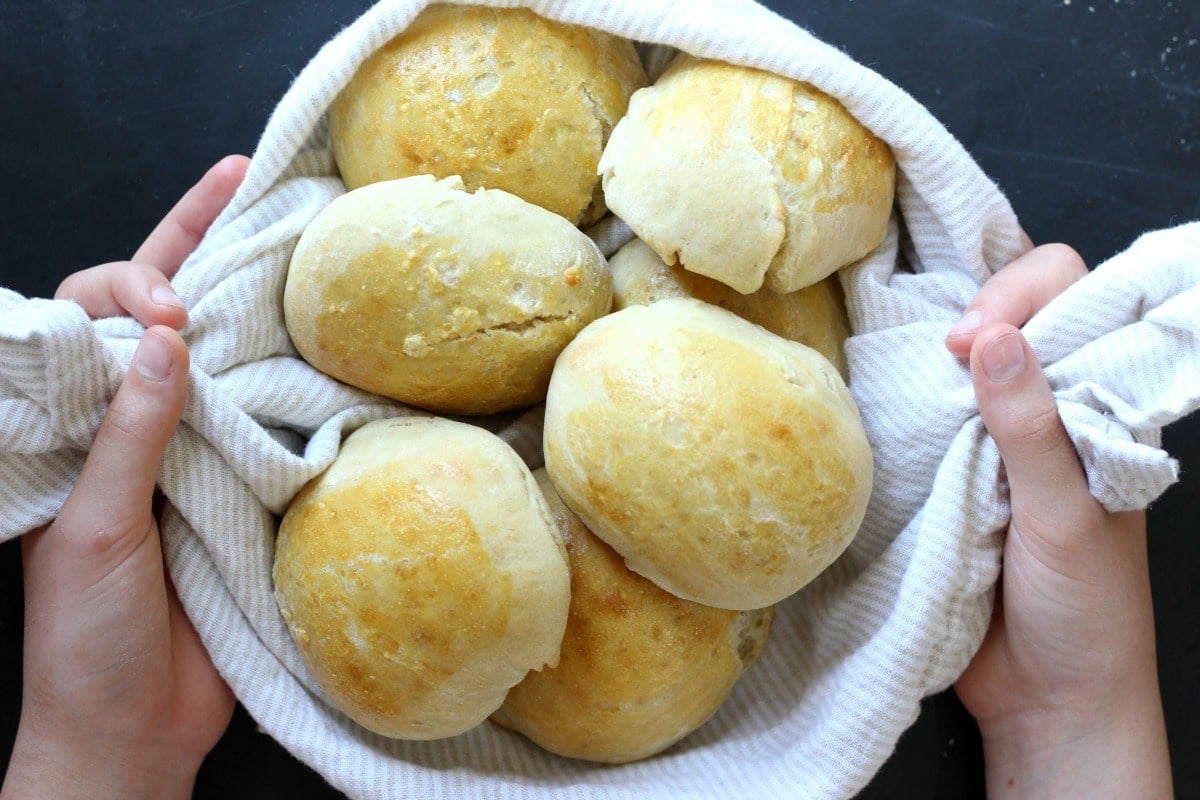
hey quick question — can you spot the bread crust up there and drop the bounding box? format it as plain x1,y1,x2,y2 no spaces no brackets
273,417,571,740
543,297,874,610
330,4,648,225
283,175,612,415
599,54,895,294
491,470,773,764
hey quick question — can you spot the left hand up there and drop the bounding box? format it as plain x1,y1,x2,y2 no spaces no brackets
2,156,249,800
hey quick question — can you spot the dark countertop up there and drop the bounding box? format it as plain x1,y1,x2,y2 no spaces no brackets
1,1,1196,797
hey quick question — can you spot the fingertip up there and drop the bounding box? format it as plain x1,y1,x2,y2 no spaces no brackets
944,332,972,359
945,307,984,358
133,325,188,385
973,322,1027,386
969,322,1036,436
209,154,251,192
1033,242,1088,281
148,283,189,330
216,153,251,171
154,323,189,361
115,264,189,330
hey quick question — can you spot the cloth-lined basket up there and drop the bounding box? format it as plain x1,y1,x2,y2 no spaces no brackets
2,1,1198,797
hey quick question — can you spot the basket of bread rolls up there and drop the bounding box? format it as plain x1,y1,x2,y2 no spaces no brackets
203,2,1005,796
8,1,1193,798
271,0,891,768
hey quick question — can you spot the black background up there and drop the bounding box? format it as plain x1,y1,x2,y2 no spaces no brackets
0,1,1197,797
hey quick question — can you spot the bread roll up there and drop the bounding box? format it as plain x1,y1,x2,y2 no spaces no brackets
283,175,612,415
330,4,648,226
599,53,895,294
272,417,570,740
610,236,853,380
492,469,773,764
543,297,873,610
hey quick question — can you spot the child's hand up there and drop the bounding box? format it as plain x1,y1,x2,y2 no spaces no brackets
948,244,1173,799
1,155,249,800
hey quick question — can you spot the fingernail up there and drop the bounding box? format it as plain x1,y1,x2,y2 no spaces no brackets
982,332,1026,383
948,308,983,338
135,332,173,381
151,285,184,309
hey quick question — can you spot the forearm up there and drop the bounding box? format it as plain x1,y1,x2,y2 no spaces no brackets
979,690,1172,799
1,723,198,800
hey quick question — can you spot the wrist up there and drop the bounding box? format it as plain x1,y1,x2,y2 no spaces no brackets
977,692,1172,799
2,720,199,800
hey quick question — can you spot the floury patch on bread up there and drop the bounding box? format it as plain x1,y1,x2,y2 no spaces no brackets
329,3,648,226
543,297,874,611
282,175,612,415
272,417,570,740
491,470,773,764
599,53,895,294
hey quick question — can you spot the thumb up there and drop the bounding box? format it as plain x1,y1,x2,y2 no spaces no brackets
35,326,190,589
971,323,1095,553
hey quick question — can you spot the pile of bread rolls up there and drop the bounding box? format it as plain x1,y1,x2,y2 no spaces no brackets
273,3,894,765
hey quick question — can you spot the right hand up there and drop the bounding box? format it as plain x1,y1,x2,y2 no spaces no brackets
947,244,1173,798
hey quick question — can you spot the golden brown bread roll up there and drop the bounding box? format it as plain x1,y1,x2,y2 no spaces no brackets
610,236,853,380
329,4,648,226
491,469,773,764
543,297,873,610
283,175,612,415
272,417,570,740
599,53,895,294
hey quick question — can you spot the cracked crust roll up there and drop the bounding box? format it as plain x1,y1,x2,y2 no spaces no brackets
283,175,612,415
609,236,853,380
543,297,874,611
491,469,773,764
598,53,895,294
272,417,571,741
329,3,648,226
